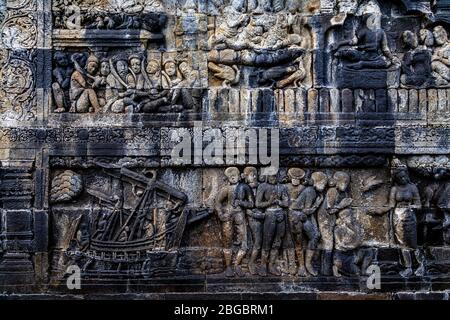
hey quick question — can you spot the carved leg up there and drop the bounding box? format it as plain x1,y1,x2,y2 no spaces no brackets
86,88,101,113
304,219,319,276
283,222,297,275
305,249,318,276
321,250,333,276
248,218,263,275
414,249,426,277
269,249,281,276
259,249,269,276
296,247,307,276
400,249,413,278
234,219,248,277
221,221,234,277
52,82,66,112
268,219,285,276
332,251,342,277
223,249,234,277
260,214,276,276
76,91,91,113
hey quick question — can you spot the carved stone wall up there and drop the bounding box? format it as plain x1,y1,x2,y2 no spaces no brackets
0,0,450,298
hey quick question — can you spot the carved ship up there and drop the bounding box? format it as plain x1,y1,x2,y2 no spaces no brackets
65,163,212,276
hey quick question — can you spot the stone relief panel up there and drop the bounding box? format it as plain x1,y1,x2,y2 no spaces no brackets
0,0,449,297
0,0,38,122
45,157,450,283
51,49,206,114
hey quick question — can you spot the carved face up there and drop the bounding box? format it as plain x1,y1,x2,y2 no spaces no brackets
433,26,448,46
178,62,190,78
268,175,278,185
244,168,257,187
312,173,327,192
116,60,128,77
290,178,301,186
226,172,240,184
164,62,177,77
395,170,409,186
334,172,350,192
130,58,141,74
86,61,98,75
365,14,380,30
146,60,160,75
419,29,434,47
100,61,110,76
402,31,418,49
55,53,69,67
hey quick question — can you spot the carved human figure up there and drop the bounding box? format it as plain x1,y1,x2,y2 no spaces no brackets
289,170,324,276
400,30,432,87
258,55,306,88
284,168,307,276
259,13,302,50
127,55,145,89
370,166,424,277
419,29,434,50
215,167,248,277
259,0,285,12
53,52,73,113
104,57,136,113
70,53,102,113
208,63,240,87
424,168,450,246
172,61,202,112
331,13,398,70
391,169,425,277
208,0,250,50
94,59,111,108
333,193,361,277
162,59,181,90
256,172,290,276
431,26,449,86
240,167,265,275
135,59,173,113
318,172,353,276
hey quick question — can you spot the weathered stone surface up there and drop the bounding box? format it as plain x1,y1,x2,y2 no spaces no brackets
0,0,449,300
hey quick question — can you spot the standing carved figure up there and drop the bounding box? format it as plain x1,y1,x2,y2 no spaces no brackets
53,52,73,113
290,172,324,276
256,172,290,276
370,164,425,277
215,167,248,277
285,168,307,276
400,30,432,87
431,26,450,86
424,168,450,246
240,167,264,275
318,172,353,276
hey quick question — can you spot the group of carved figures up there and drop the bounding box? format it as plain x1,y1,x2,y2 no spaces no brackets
215,164,450,278
330,10,449,88
52,52,202,113
207,2,309,88
400,26,450,87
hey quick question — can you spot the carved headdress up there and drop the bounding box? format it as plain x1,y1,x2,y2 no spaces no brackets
86,52,99,66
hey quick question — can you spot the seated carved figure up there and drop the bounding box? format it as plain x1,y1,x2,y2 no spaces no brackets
400,30,432,87
331,13,398,70
135,59,171,113
53,52,73,113
431,26,450,86
69,53,102,113
104,57,135,113
208,0,250,50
